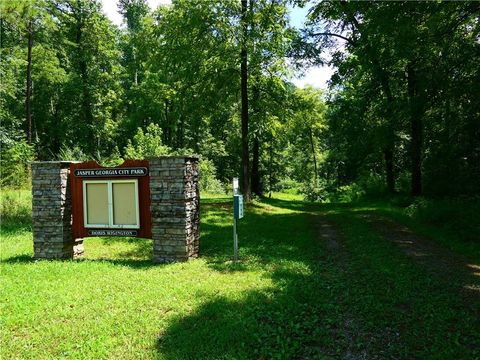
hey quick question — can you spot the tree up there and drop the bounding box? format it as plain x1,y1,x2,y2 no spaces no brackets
287,87,326,186
303,1,480,197
240,0,250,200
49,0,123,156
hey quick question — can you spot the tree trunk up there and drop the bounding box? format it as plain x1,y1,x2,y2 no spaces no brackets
251,136,261,196
25,19,33,144
407,63,423,197
384,148,395,193
0,18,4,49
371,60,397,194
269,141,273,198
76,15,94,152
133,50,138,86
250,78,261,196
380,78,396,194
309,127,318,186
343,10,398,194
240,0,250,201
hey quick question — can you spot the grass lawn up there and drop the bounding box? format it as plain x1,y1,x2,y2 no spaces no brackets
1,189,479,359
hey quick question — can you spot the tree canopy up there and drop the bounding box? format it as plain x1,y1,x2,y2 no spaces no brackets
1,0,478,199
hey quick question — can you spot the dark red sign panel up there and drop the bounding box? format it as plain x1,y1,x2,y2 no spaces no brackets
70,160,152,239
74,167,148,177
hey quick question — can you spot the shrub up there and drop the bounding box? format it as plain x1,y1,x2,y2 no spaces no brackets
124,123,170,159
357,173,387,199
389,193,414,208
0,189,32,229
57,145,89,162
122,125,224,193
332,183,366,203
58,145,124,166
405,197,480,242
94,147,124,167
275,178,302,194
199,158,224,194
0,140,34,189
301,180,328,202
327,173,388,203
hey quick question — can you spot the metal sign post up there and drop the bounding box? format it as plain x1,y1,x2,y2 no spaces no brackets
233,178,239,262
233,215,238,262
232,177,243,262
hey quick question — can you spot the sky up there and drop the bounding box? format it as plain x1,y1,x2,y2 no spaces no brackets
100,0,333,89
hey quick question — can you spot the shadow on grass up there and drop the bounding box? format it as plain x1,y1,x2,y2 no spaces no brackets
1,236,157,268
156,270,330,360
2,254,34,263
200,206,320,270
78,257,162,269
1,252,161,269
157,203,343,358
0,221,32,235
259,196,360,214
157,200,480,359
1,254,161,271
260,196,309,212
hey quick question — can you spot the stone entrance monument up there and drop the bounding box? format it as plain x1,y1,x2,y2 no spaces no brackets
31,157,200,263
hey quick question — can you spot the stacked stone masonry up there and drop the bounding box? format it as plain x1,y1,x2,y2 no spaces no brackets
32,161,84,259
31,157,199,263
149,156,200,263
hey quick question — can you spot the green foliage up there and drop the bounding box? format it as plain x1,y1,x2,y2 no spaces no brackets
356,174,388,200
0,189,32,230
0,140,34,189
57,145,89,162
305,1,480,197
124,123,170,159
300,180,327,202
123,124,225,192
199,158,224,194
273,87,327,195
2,0,477,205
94,146,124,167
274,178,302,193
405,197,480,243
331,183,366,203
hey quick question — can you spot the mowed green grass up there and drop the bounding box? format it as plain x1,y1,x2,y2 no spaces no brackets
1,190,479,359
1,190,315,359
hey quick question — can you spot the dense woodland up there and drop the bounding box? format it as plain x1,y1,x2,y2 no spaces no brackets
1,0,479,200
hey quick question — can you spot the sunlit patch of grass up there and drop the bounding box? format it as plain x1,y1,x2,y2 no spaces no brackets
270,191,304,202
81,236,153,260
200,191,230,199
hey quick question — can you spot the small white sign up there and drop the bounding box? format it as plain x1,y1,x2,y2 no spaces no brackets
233,177,239,195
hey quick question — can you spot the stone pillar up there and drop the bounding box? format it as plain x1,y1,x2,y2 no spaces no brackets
149,156,200,263
31,161,84,259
